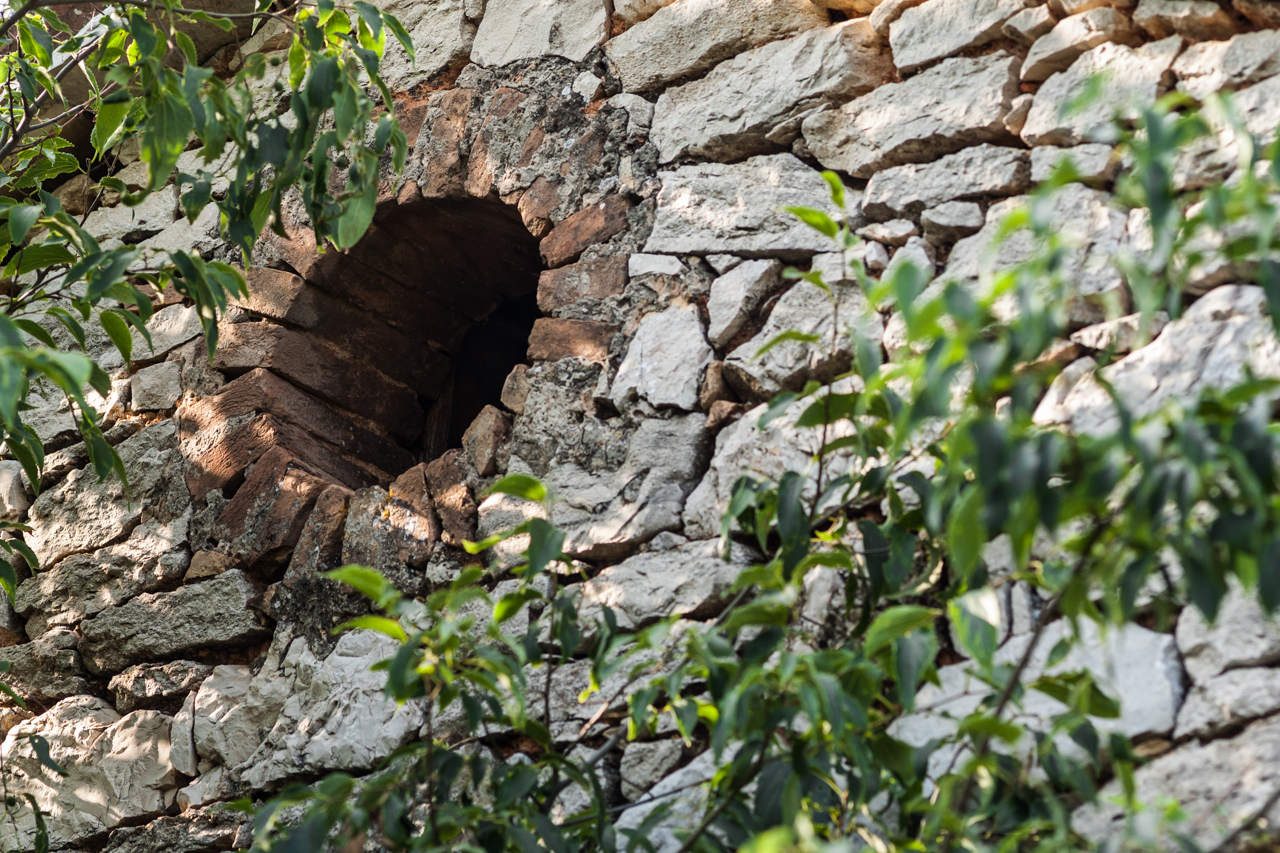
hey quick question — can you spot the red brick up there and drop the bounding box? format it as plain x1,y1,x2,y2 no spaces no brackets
217,447,333,568
213,322,427,441
536,255,628,314
527,318,617,363
539,195,633,268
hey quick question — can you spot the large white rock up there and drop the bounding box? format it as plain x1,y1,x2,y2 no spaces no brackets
889,0,1030,73
651,21,891,163
862,143,1030,221
891,619,1184,780
613,0,676,26
0,697,177,849
469,0,607,66
611,303,713,411
1133,0,1236,41
1177,576,1280,684
707,259,785,348
134,303,204,361
369,0,475,91
1073,714,1280,851
723,279,884,399
643,154,847,260
620,739,685,801
803,52,1022,179
1173,30,1280,102
1057,286,1280,437
615,747,737,853
1020,37,1183,146
942,184,1129,326
81,191,177,245
547,413,709,559
1175,667,1280,740
576,539,748,631
606,0,828,93
1021,6,1140,83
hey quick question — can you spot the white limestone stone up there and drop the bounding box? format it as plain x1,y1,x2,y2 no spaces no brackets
628,253,686,278
131,362,183,411
1021,6,1140,83
373,0,475,91
620,739,685,801
470,0,607,66
857,219,919,247
1029,142,1116,183
922,200,985,243
707,259,785,348
1175,667,1280,740
1133,0,1236,41
611,303,713,411
890,0,1031,73
1173,30,1280,102
862,143,1030,220
1002,4,1057,44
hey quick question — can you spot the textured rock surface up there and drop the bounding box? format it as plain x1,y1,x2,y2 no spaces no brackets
470,0,606,66
863,144,1030,220
606,0,828,93
1173,30,1280,102
644,154,844,258
707,259,785,347
1176,668,1280,740
803,52,1022,178
1021,6,1140,82
650,21,891,162
612,303,713,411
889,0,1029,72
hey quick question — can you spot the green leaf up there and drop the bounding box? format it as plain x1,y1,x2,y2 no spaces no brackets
141,94,195,192
324,565,400,610
0,557,15,604
785,205,838,238
486,473,547,502
819,171,845,209
948,589,1001,669
863,605,938,658
98,311,132,365
8,205,42,244
91,101,130,156
336,614,407,642
28,735,65,775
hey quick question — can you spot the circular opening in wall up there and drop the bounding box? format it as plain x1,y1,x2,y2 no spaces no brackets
184,193,542,498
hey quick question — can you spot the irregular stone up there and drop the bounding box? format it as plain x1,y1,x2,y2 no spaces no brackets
922,200,985,242
342,479,441,599
424,450,479,545
857,220,919,247
707,259,785,348
1022,6,1140,82
628,254,686,278
1029,142,1116,183
1004,92,1034,136
527,318,617,362
891,620,1184,779
620,739,685,801
501,364,532,414
1235,0,1280,27
215,446,332,567
170,693,198,776
548,414,709,559
644,154,846,259
606,0,828,94
614,0,676,25
650,21,891,163
870,0,929,36
192,664,272,769
608,93,656,138
239,632,425,790
943,185,1129,325
463,405,510,476
1173,30,1280,102
1003,4,1057,43
684,386,862,538
110,661,215,715
1133,0,1235,41
1059,286,1280,437
1021,37,1183,146
615,748,728,853
538,255,629,314
803,53,1022,179
884,237,936,287
540,195,633,268
611,304,713,411
184,550,236,583
889,0,1030,73
131,362,182,411
99,809,248,853
1178,576,1280,684
1175,667,1280,741
1032,356,1098,425
134,303,203,362
0,698,178,849
1073,714,1280,851
26,420,186,568
470,0,607,66
82,191,177,245
0,460,29,519
863,143,1030,221
1069,310,1167,352
16,511,191,639
724,280,884,400
576,539,749,631
78,570,271,675
373,0,474,91
0,629,92,705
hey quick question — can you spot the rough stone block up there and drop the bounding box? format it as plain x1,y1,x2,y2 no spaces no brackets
131,362,183,411
611,304,713,411
1173,30,1280,102
215,446,333,567
109,661,214,715
470,0,607,66
890,0,1031,73
537,255,628,314
1133,0,1236,40
539,195,633,268
863,143,1030,221
1021,6,1141,83
707,259,785,348
527,318,617,362
462,405,510,476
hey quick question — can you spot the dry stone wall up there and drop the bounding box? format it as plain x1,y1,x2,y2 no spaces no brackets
13,0,1280,850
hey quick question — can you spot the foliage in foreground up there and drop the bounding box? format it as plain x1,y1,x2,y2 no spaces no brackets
245,97,1280,853
0,0,412,844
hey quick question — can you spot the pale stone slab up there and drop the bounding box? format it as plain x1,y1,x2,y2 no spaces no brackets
1133,0,1236,41
373,0,475,91
707,259,785,347
606,0,827,94
803,52,1022,178
470,0,607,66
611,303,713,411
862,143,1030,220
1029,142,1116,183
651,21,891,163
1003,4,1056,44
890,0,1030,73
1021,6,1140,82
1173,30,1280,102
922,200,985,242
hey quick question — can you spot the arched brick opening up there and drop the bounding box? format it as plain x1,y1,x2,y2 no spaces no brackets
179,193,543,504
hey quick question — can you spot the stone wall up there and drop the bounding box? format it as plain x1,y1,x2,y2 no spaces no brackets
13,0,1280,850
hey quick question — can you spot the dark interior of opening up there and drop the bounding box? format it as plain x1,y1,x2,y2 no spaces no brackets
254,194,543,479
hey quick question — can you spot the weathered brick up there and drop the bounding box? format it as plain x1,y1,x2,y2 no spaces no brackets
527,318,617,362
216,446,332,567
423,449,477,545
213,322,427,441
537,255,629,314
540,195,633,268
